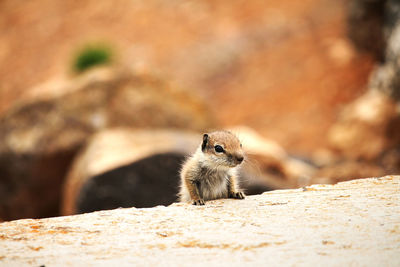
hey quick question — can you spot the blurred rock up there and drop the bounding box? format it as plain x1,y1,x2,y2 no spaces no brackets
0,68,212,221
231,126,318,189
346,0,385,60
314,160,385,184
368,0,400,100
330,0,400,169
76,152,185,214
323,0,400,182
62,128,274,215
380,147,400,174
328,90,398,160
62,129,199,215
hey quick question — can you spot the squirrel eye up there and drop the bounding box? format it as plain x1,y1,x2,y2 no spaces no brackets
214,145,224,153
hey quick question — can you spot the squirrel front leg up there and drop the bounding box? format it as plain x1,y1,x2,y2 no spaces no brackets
185,178,205,205
227,175,245,199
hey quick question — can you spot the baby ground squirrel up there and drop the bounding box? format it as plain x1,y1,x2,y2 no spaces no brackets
179,130,245,205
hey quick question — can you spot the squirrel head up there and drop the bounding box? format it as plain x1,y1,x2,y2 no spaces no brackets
201,131,244,168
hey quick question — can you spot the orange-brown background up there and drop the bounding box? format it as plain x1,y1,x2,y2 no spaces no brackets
0,0,374,154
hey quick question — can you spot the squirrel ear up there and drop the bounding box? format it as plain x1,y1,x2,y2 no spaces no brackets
202,134,209,151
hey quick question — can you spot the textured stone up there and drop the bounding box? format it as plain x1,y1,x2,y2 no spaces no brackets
1,176,398,266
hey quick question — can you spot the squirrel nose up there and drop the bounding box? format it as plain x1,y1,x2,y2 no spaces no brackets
236,156,244,163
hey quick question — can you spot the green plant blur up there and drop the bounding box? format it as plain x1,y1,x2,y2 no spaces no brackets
73,44,113,73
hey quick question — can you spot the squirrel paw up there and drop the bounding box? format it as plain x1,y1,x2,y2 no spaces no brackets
229,191,245,199
193,199,205,205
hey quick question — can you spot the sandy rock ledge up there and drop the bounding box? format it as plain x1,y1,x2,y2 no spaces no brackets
0,176,399,266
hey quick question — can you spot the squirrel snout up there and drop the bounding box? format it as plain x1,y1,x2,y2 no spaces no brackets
235,155,244,163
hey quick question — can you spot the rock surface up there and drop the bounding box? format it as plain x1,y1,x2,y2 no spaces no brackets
1,176,399,266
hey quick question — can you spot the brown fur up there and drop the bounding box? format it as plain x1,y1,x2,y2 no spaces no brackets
179,131,245,205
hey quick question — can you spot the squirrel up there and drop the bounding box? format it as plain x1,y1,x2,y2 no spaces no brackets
179,130,245,205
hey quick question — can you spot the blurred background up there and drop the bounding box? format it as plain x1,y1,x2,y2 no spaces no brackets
0,0,399,221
